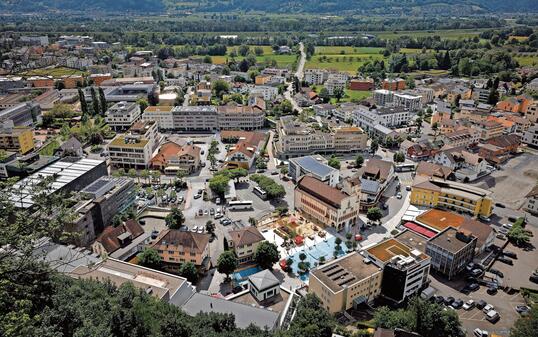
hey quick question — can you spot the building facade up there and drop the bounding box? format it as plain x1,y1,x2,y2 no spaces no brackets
426,227,476,280
108,121,160,169
105,101,142,131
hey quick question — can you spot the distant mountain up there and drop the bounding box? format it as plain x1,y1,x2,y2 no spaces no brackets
1,0,537,14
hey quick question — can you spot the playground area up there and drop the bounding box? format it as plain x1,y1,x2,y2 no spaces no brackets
260,213,350,282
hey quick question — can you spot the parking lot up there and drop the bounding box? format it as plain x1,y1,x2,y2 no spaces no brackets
429,275,527,337
472,152,538,210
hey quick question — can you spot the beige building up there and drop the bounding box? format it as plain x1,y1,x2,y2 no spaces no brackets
309,252,383,313
526,102,538,123
217,105,265,130
472,120,504,141
0,126,34,154
333,126,368,152
276,116,368,159
149,229,211,272
228,226,265,264
294,176,359,230
108,120,160,169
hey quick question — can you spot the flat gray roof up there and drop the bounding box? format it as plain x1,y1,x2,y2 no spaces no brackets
291,156,336,178
181,293,280,330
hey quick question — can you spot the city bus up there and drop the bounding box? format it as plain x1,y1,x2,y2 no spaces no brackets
253,186,268,200
395,163,417,172
228,200,253,211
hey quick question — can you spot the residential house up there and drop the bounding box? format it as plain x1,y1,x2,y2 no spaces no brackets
92,219,145,257
522,125,538,148
55,136,83,157
149,230,211,272
415,162,454,180
224,131,266,169
247,270,281,302
433,146,488,181
228,226,265,264
151,141,201,174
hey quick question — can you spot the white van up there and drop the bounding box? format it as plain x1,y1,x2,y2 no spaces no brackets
486,310,500,323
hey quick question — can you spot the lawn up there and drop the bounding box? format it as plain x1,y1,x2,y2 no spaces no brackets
20,67,87,77
39,138,60,156
205,45,297,68
306,52,384,74
331,89,372,104
515,55,537,67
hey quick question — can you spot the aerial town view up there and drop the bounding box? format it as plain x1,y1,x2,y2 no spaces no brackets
1,1,538,337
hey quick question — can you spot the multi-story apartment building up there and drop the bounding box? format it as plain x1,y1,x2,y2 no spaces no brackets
440,128,480,148
525,102,538,123
0,127,34,154
364,237,430,303
288,155,340,187
325,79,346,96
349,78,374,91
523,125,538,148
294,176,359,230
472,120,505,141
360,158,395,210
525,186,538,215
249,85,278,101
394,93,422,111
142,106,175,130
410,176,493,217
353,106,411,135
228,226,265,264
382,78,406,91
276,116,367,159
305,69,349,85
108,121,160,169
309,252,383,313
217,106,265,130
426,227,476,280
105,101,142,131
149,230,210,272
373,89,394,106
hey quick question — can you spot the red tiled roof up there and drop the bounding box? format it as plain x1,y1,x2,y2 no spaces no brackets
95,220,144,253
296,176,348,208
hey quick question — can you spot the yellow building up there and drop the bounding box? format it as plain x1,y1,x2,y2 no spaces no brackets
0,127,34,154
255,75,271,85
309,252,383,313
410,176,493,217
228,226,265,264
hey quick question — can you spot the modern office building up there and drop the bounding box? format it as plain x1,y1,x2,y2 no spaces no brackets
288,155,340,187
105,101,142,131
309,252,383,313
364,238,430,303
426,227,477,280
0,102,41,127
10,157,107,209
108,121,160,169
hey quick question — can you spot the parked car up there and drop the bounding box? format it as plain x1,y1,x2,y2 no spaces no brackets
192,226,198,232
215,213,223,219
516,305,530,315
216,197,221,204
497,256,513,265
486,310,500,323
468,283,480,292
271,171,279,175
502,223,513,230
483,304,495,313
495,202,506,208
503,251,517,259
473,328,489,337
198,209,203,216
498,228,509,235
489,269,504,278
197,227,204,234
451,299,464,309
396,192,402,199
405,186,411,191
530,274,538,284
194,194,201,199
463,300,475,311
496,234,506,240
210,208,215,215
470,269,483,278
444,296,455,305
476,300,487,310
487,286,498,295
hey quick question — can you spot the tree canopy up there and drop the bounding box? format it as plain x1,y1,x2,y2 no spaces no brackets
254,241,280,270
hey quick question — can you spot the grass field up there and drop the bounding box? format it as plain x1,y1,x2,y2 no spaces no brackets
20,67,87,77
374,28,487,40
307,46,385,74
337,89,372,103
206,45,297,68
515,55,538,67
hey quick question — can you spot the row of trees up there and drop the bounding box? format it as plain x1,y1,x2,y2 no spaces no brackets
249,174,286,200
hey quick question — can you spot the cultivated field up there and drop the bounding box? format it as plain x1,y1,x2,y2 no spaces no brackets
19,67,87,77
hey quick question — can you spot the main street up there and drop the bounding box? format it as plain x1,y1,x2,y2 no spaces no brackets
284,42,306,113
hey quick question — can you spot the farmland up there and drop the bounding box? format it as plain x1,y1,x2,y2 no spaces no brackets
207,45,298,68
19,67,87,77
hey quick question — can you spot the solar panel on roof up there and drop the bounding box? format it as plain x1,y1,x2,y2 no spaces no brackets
83,179,111,193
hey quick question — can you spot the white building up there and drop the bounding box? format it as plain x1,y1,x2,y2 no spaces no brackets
325,79,346,96
108,121,160,168
373,89,394,106
105,101,142,131
523,125,538,148
247,270,281,302
249,86,278,101
394,93,422,111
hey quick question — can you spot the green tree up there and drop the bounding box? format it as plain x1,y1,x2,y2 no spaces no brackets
287,294,335,337
248,217,256,226
209,174,230,196
318,87,330,103
355,155,364,168
507,218,530,246
98,87,107,115
165,207,185,229
511,305,538,337
137,248,162,270
137,98,149,112
78,88,88,116
328,155,340,169
205,220,215,235
217,251,238,280
367,207,383,223
393,152,405,163
333,87,344,102
254,241,280,270
90,87,100,116
212,80,230,99
255,157,267,170
179,262,198,283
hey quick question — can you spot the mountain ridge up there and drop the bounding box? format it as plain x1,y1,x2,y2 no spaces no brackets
1,0,537,14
